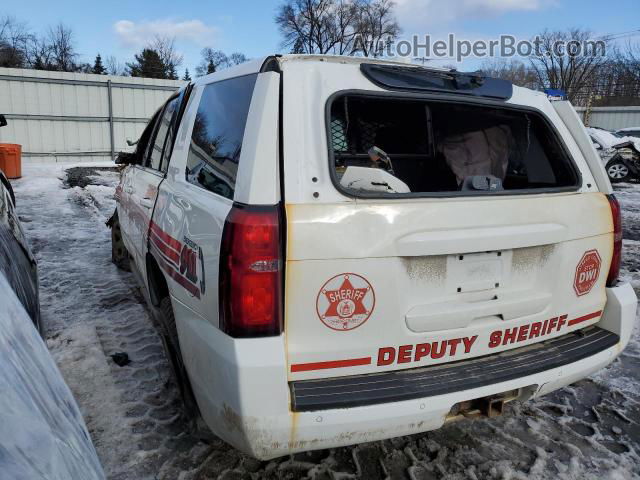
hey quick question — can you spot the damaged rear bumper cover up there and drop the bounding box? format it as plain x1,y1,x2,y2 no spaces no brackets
192,283,636,460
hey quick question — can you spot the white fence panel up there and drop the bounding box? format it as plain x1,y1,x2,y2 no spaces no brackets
0,68,183,163
575,106,640,131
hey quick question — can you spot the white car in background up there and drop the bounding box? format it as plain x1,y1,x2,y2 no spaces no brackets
111,55,637,459
587,127,640,158
587,127,640,182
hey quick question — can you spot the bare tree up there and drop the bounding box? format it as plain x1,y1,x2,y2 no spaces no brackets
353,0,400,57
47,23,78,71
275,0,399,56
105,55,126,76
26,36,54,70
276,0,351,54
529,28,607,103
150,36,183,79
480,59,540,90
196,48,227,76
228,52,248,66
0,15,32,67
330,0,360,55
195,48,248,76
578,42,640,107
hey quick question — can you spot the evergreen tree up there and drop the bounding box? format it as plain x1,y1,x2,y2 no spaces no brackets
126,48,166,79
206,59,215,74
182,68,191,81
92,53,106,74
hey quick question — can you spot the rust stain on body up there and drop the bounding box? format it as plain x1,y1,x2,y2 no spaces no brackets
221,403,243,433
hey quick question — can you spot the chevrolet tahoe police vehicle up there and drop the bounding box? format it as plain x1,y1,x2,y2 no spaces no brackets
110,54,637,459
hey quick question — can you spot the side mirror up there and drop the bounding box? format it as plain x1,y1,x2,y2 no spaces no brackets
0,172,15,206
115,151,140,165
0,115,7,127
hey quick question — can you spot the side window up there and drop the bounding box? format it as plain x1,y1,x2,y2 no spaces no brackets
145,95,180,171
185,74,257,200
160,88,190,173
136,109,162,163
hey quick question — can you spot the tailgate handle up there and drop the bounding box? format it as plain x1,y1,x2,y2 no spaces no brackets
396,223,566,256
405,290,552,333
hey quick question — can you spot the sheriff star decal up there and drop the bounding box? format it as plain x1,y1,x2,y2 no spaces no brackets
316,273,375,331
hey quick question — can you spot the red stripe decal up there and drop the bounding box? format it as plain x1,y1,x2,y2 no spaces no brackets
149,237,180,267
568,310,603,327
150,229,181,255
150,231,180,263
291,357,372,373
154,251,201,299
150,221,182,251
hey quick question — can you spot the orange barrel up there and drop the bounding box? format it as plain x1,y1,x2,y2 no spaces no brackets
0,144,22,179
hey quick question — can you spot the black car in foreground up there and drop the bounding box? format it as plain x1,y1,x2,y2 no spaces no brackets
0,114,41,333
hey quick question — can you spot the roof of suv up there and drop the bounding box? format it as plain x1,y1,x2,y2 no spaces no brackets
191,54,548,106
192,54,451,86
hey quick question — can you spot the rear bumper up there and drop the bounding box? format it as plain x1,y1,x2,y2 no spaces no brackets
192,283,637,460
290,326,619,411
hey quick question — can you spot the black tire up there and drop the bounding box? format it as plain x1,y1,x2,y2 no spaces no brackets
107,210,131,271
606,159,631,183
159,297,201,424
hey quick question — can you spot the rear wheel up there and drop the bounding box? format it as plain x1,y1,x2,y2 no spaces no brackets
606,159,631,183
159,297,201,425
107,210,130,271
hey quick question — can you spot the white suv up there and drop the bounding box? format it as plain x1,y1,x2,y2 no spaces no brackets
111,55,637,460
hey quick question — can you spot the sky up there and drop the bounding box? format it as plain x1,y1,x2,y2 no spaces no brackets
3,0,640,75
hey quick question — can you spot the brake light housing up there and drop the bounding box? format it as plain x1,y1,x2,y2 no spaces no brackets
219,203,284,337
606,194,622,287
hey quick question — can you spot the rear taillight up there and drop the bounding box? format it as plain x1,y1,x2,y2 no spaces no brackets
219,204,283,337
607,194,622,287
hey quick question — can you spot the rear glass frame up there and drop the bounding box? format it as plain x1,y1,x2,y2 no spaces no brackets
325,90,582,199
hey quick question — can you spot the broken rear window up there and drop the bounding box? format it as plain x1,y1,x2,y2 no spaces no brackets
328,95,579,197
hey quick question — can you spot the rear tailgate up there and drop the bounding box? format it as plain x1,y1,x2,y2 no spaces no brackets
278,58,613,383
285,193,613,380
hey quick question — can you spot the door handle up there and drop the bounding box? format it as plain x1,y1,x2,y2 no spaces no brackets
140,198,154,209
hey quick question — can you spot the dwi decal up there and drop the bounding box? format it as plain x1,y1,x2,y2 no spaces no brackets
574,250,601,296
316,273,375,331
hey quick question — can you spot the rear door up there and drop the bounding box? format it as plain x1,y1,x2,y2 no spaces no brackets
117,109,162,257
281,61,614,382
128,95,181,277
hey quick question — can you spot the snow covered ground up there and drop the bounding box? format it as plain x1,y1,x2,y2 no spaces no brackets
9,163,640,480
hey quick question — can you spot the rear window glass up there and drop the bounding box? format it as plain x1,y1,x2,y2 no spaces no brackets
329,95,579,197
186,74,257,200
